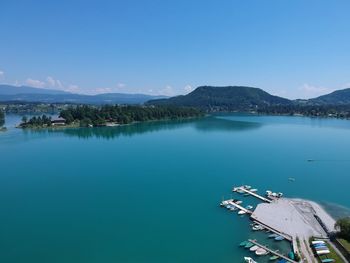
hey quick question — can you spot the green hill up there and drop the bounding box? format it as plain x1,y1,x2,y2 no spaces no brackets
309,88,350,105
147,86,291,111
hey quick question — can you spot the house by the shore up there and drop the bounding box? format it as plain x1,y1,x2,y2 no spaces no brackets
51,117,66,126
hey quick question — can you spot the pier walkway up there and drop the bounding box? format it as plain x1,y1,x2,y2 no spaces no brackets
222,199,252,214
233,186,272,203
248,239,298,263
251,220,292,241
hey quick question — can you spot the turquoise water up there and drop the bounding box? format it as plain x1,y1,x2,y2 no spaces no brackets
1,114,350,263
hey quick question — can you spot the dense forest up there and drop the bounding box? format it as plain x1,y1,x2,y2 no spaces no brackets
147,86,291,111
0,108,4,127
335,217,350,241
59,105,204,127
257,104,350,119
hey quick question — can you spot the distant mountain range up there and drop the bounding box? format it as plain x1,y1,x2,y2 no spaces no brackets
0,85,166,104
2,84,350,110
148,86,350,111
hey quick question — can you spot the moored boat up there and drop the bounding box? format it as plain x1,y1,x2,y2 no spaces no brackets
274,236,285,241
238,210,247,215
321,259,335,263
240,241,248,247
269,255,279,260
244,257,257,263
268,234,278,238
245,242,254,248
255,248,268,256
249,245,259,251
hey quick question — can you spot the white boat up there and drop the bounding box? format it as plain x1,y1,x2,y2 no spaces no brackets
220,200,229,206
235,200,243,204
244,257,257,263
312,240,326,244
246,205,254,210
317,250,330,255
238,210,247,215
249,245,259,251
250,188,258,192
255,248,268,255
277,192,283,197
229,207,237,211
244,185,252,189
266,190,272,196
252,225,264,231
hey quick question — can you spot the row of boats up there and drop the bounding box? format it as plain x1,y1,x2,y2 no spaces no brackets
240,240,289,262
220,199,254,215
250,224,285,241
311,240,334,262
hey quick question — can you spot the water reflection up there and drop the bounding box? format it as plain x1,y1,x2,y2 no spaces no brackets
24,116,262,140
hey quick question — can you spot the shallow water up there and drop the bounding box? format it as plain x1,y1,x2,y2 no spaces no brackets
1,113,349,263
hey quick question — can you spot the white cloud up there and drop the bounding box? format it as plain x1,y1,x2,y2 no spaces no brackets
117,83,125,88
297,83,335,99
0,70,4,79
184,85,194,94
25,78,46,88
159,85,176,96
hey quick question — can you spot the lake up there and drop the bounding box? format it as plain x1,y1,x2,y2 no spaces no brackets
1,114,350,263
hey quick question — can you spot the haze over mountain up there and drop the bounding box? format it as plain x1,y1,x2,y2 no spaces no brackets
0,84,166,104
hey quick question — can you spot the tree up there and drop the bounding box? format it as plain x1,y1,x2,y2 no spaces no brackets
335,217,350,241
22,116,28,124
0,109,4,127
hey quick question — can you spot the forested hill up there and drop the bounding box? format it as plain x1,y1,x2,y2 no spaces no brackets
147,86,291,111
309,88,350,105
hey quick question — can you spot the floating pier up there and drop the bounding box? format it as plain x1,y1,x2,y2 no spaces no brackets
233,186,272,203
251,220,292,241
248,239,298,263
221,199,253,214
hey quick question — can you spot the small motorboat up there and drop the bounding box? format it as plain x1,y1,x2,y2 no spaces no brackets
249,245,259,251
252,225,264,231
239,241,248,247
246,205,254,210
268,234,278,238
235,200,243,204
250,188,258,192
244,185,252,189
238,210,247,215
245,242,254,248
220,200,229,206
229,206,237,211
269,255,279,260
316,249,330,255
274,236,285,241
321,259,335,263
288,177,295,182
312,240,325,245
255,248,268,256
244,257,257,263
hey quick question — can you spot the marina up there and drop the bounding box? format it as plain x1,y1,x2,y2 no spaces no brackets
248,239,298,263
221,184,345,262
233,186,272,203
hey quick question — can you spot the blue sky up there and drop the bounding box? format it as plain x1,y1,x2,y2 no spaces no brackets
0,0,349,98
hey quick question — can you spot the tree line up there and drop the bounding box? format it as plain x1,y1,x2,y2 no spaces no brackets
257,104,350,119
59,105,204,127
336,217,350,241
20,115,52,128
0,108,4,127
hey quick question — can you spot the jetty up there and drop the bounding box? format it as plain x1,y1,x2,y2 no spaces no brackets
251,220,292,241
222,199,253,214
233,186,272,203
248,239,298,263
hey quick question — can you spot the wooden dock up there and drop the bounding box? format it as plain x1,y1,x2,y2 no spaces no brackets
248,239,298,263
227,200,252,214
233,186,272,203
221,199,252,214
